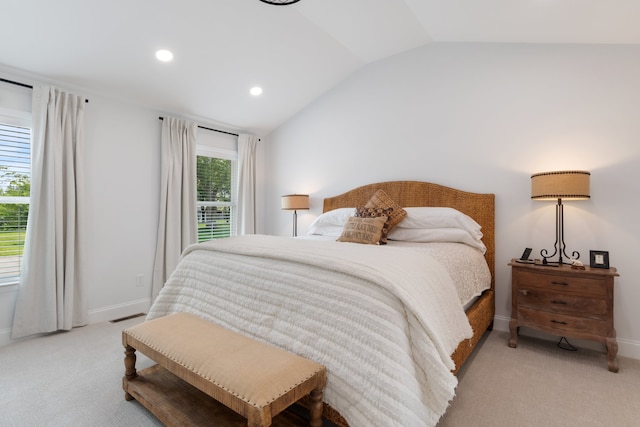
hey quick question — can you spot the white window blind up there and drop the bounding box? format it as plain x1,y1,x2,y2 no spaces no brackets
196,147,237,242
0,123,30,284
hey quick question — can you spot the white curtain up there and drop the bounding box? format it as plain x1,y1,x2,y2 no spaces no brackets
11,86,87,339
151,117,197,300
236,134,259,235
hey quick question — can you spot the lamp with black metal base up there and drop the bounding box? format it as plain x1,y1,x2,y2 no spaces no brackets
531,170,590,265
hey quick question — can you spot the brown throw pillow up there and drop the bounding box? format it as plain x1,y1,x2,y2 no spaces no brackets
355,206,392,244
337,216,387,245
364,189,407,231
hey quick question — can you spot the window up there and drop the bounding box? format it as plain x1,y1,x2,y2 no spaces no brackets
196,146,237,242
0,122,31,284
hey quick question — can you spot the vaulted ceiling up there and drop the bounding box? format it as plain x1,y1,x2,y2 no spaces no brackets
2,0,639,135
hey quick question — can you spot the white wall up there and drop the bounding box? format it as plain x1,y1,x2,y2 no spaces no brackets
263,43,640,359
83,97,161,322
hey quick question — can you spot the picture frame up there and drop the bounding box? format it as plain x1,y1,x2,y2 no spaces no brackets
590,250,610,269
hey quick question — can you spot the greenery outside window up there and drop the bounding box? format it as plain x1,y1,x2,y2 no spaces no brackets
0,121,31,284
196,146,237,242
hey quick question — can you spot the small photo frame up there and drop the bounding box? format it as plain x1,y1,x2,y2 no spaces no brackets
590,250,610,269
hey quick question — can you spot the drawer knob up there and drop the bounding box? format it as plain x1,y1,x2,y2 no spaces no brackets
550,300,568,305
551,281,569,286
551,319,568,325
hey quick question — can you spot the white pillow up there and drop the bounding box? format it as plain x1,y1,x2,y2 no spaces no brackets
394,207,483,239
307,208,355,237
388,227,487,254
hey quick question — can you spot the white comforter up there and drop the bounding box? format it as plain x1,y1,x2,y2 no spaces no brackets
147,235,473,426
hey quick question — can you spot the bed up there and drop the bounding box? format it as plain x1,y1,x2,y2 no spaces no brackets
147,180,495,427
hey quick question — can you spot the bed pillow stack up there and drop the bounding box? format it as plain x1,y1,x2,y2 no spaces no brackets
338,190,406,245
387,207,486,253
306,191,485,252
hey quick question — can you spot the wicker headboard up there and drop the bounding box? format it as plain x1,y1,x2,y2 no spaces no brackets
323,181,495,290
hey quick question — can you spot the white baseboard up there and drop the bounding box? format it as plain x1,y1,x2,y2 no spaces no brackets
0,298,152,347
87,298,152,324
492,315,640,361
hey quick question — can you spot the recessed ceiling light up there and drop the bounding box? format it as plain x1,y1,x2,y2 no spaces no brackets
155,49,174,62
250,86,263,96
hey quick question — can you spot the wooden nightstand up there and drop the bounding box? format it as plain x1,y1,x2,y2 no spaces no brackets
508,259,619,372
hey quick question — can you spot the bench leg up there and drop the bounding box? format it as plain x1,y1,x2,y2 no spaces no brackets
309,387,324,427
123,344,138,401
247,409,271,427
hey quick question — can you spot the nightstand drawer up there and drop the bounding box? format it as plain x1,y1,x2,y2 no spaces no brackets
519,307,611,336
516,270,606,298
518,289,607,317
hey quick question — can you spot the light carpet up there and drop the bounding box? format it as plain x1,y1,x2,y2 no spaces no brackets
1,318,639,426
439,330,640,427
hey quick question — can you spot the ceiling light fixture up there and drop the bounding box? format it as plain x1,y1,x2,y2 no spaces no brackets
250,87,263,96
259,0,301,5
155,49,174,62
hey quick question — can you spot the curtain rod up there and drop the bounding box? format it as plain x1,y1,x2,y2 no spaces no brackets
158,116,239,137
0,77,31,89
0,77,89,103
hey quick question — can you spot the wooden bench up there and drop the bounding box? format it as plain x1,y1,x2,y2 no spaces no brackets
122,312,327,427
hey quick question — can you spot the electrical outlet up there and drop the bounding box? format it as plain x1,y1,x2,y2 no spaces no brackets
136,274,144,287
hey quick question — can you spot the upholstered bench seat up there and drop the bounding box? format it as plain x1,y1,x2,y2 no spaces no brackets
122,312,326,427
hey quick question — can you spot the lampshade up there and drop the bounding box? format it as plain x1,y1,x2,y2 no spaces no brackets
281,194,309,210
531,171,590,201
